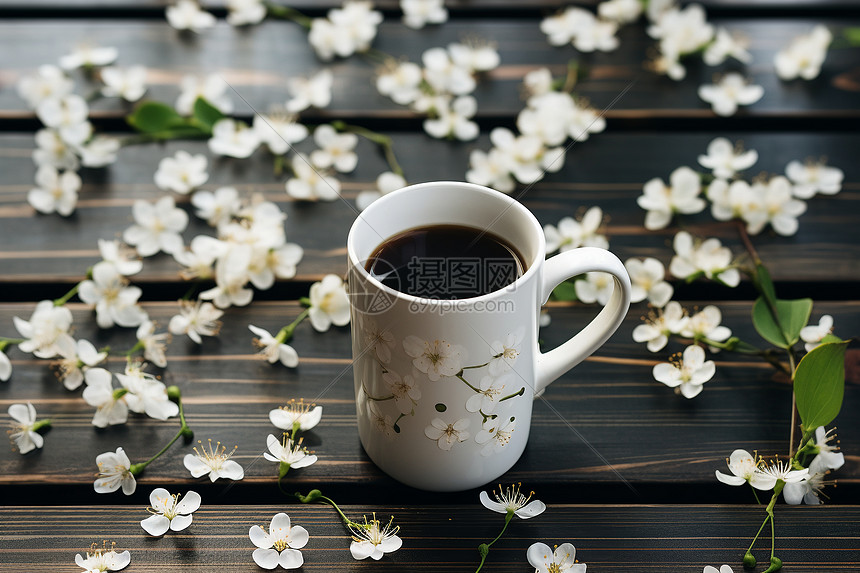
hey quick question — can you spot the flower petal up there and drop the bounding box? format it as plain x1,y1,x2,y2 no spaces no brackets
288,524,309,549
175,490,201,514
279,548,304,569
141,514,170,536
478,490,507,514
515,499,546,519
217,459,245,481
252,548,280,569
169,514,193,532
350,540,375,560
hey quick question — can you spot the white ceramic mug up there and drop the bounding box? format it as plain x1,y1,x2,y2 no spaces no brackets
346,181,631,491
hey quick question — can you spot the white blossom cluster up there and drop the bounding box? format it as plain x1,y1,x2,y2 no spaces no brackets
400,0,448,29
376,41,501,141
83,364,178,428
543,206,674,308
466,67,604,193
540,3,627,53
18,46,142,216
309,1,384,61
775,25,832,81
638,137,844,236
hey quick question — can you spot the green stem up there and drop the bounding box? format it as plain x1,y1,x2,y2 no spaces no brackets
746,513,770,554
276,308,311,344
0,338,25,351
770,511,776,559
264,2,312,28
299,296,312,307
53,283,80,306
295,490,364,529
125,340,145,357
182,282,200,301
562,59,579,93
462,362,490,370
128,395,192,475
475,510,514,573
329,121,404,177
499,387,525,402
32,419,52,432
750,484,761,505
457,374,481,393
121,130,209,146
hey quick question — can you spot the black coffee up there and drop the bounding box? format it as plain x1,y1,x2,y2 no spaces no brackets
365,224,526,299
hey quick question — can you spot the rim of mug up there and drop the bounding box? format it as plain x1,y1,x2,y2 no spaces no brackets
347,180,545,305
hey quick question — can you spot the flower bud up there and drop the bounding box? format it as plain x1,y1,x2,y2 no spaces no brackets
167,385,182,402
763,556,782,572
181,426,194,442
743,552,757,569
478,543,490,558
296,489,323,503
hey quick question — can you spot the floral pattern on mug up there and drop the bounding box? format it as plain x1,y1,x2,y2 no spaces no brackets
383,369,422,415
475,416,516,457
424,417,470,450
402,335,464,381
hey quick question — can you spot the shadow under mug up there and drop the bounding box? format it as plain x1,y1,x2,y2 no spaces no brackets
346,181,631,492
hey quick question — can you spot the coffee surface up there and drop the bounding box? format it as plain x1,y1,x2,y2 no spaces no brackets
365,224,526,299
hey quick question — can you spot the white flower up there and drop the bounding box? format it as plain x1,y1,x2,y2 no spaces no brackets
191,187,242,226
82,368,129,428
308,274,350,331
423,96,480,141
136,320,169,368
598,0,642,23
528,542,587,573
706,179,761,224
253,113,309,155
79,135,121,168
669,231,739,287
544,207,608,253
78,261,148,329
0,349,11,382
249,513,308,570
704,28,751,66
33,128,78,170
118,364,179,420
632,301,688,352
286,69,333,113
94,447,137,495
36,94,89,137
249,324,299,367
17,65,73,109
401,0,447,29
465,147,517,193
376,61,423,105
775,25,832,81
652,344,716,399
811,426,844,470
448,41,501,73
424,417,470,450
715,449,761,486
421,47,476,96
168,300,223,343
368,400,395,438
308,2,382,61
574,17,619,53
8,402,44,454
184,439,244,482
523,68,554,98
698,73,764,117
75,543,130,573
743,176,807,236
55,337,107,390
310,125,358,172
638,166,705,230
350,514,403,560
648,4,714,58
786,160,843,199
100,66,147,102
263,433,318,469
541,7,616,52
226,0,266,26
681,305,732,345
575,272,615,305
752,458,809,491
488,330,523,377
14,300,74,359
402,336,464,381
141,489,202,536
27,165,81,217
625,258,673,307
208,119,260,158
703,567,734,573
466,375,509,414
154,150,208,194
697,137,758,180
123,196,188,257
60,45,118,70
270,399,323,432
358,317,396,364
356,171,407,211
286,154,341,201
176,74,233,116
475,416,517,456
383,370,422,415
800,315,835,353
479,483,545,518
166,0,216,33
783,455,831,505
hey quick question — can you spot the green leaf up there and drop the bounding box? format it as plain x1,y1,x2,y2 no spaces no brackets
794,340,849,430
192,97,225,132
844,27,860,46
551,280,578,301
126,101,184,133
751,297,813,348
756,263,777,307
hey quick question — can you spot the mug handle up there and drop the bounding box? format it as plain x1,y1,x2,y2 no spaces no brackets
534,247,632,395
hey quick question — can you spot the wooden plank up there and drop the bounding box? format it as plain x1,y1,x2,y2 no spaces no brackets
1,19,859,120
0,300,856,504
0,132,857,287
1,505,859,572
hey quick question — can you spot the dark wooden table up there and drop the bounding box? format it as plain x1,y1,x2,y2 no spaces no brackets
1,1,859,571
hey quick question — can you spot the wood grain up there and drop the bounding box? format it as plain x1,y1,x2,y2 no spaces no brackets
1,300,856,505
0,132,857,290
1,505,859,572
1,19,859,121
